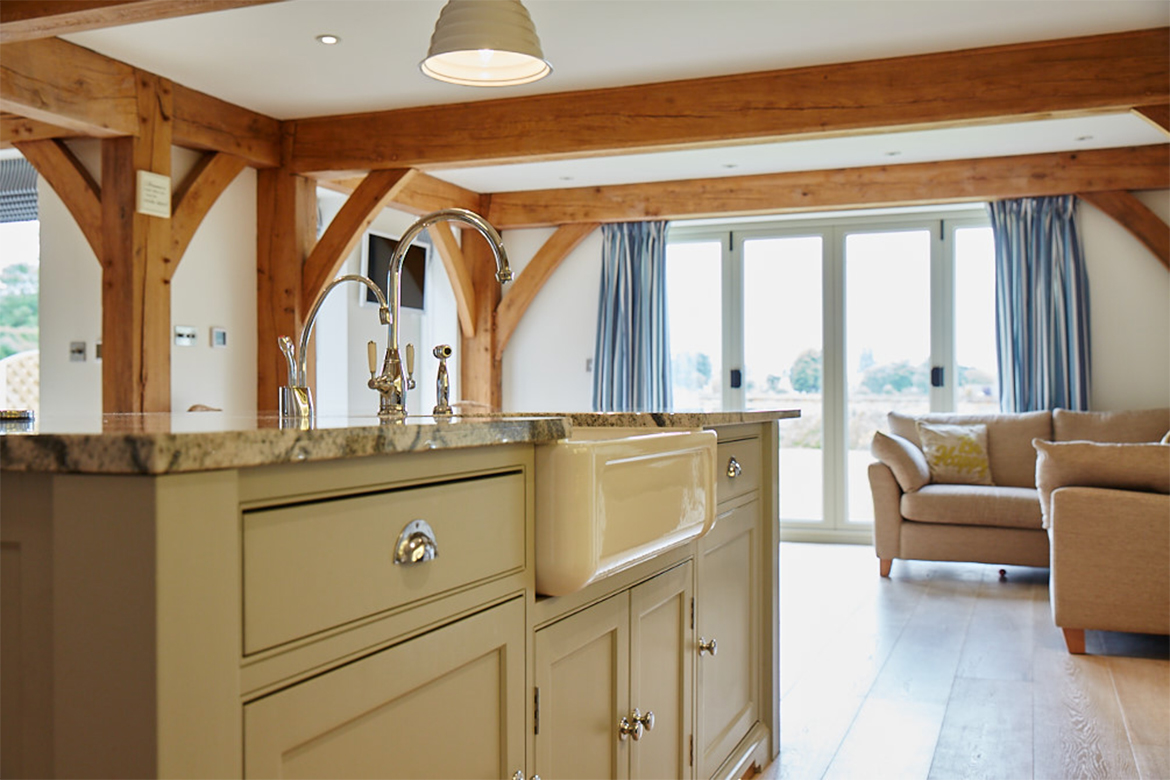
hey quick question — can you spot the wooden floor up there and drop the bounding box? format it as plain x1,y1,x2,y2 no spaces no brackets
765,542,1170,780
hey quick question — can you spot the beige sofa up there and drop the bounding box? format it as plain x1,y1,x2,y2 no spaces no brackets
868,407,1169,578
1036,438,1170,653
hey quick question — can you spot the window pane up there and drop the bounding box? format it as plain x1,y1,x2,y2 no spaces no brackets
846,230,931,523
744,236,823,523
667,241,722,411
954,226,999,414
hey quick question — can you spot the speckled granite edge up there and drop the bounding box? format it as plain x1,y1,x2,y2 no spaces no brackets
0,410,799,475
1,417,569,475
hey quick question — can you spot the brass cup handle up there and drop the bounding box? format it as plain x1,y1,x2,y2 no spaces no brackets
699,637,718,656
726,457,742,479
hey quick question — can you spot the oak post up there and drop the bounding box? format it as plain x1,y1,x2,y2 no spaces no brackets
459,196,504,410
256,164,316,413
99,71,173,413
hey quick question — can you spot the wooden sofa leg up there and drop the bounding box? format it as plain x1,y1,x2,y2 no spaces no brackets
879,558,892,578
1062,628,1086,655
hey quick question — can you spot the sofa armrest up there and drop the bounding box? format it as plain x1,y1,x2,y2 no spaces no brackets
869,461,903,560
1049,486,1170,636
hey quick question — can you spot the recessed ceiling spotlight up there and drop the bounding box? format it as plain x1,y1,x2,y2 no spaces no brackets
559,175,574,182
316,34,341,45
884,151,902,157
1075,135,1094,142
722,163,739,169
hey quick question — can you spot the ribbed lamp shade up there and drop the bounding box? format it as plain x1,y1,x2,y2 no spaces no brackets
421,0,551,86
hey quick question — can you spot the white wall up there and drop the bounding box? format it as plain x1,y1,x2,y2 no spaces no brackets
1079,189,1170,411
38,142,258,417
500,228,602,412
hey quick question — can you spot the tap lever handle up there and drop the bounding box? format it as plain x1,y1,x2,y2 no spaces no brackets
367,341,377,375
405,344,416,390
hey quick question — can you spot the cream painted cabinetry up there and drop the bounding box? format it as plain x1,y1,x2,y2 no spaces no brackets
244,597,526,779
534,562,694,780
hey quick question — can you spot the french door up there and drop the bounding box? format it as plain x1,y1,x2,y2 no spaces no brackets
667,210,996,540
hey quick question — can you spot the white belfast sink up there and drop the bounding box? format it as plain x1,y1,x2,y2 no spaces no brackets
534,427,718,596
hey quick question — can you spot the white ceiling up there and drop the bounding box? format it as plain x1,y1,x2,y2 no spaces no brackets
62,0,1170,192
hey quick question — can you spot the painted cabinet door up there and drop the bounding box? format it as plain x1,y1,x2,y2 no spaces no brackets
534,591,631,780
534,562,695,780
244,598,526,779
695,502,761,778
629,561,695,780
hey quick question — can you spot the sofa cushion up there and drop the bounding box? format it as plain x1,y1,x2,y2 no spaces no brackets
900,484,1042,530
1033,438,1170,528
871,431,931,492
916,422,993,485
889,410,1052,488
1053,407,1170,443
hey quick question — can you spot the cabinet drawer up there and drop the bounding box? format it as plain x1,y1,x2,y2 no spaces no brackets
243,472,524,654
716,437,761,504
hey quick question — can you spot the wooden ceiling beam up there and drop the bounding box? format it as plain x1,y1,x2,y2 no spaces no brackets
1,112,77,146
0,1,286,43
0,36,137,136
1078,190,1170,270
486,145,1170,229
324,170,481,215
288,27,1169,175
0,37,280,165
1134,104,1170,135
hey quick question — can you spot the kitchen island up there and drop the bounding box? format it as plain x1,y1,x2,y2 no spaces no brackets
1,409,796,780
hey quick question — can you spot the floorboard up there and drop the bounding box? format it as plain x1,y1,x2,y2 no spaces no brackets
769,542,1170,780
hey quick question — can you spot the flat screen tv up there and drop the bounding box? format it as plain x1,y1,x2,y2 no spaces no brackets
362,231,427,311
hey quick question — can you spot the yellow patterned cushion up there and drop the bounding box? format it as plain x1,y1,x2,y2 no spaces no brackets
916,421,994,485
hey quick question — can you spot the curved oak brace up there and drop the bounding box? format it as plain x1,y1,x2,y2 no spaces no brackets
326,169,480,217
168,152,247,278
1078,190,1170,271
300,168,413,307
1134,104,1170,135
428,221,476,337
16,137,102,257
494,223,598,357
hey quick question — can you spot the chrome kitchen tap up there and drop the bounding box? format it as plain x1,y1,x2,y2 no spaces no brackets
369,209,512,420
279,274,390,424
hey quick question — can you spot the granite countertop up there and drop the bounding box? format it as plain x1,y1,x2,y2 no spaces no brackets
0,409,798,475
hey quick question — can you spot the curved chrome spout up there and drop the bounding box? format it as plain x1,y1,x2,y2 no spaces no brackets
372,208,511,419
297,274,389,385
279,274,389,424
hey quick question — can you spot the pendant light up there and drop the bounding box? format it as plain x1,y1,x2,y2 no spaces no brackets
421,0,551,87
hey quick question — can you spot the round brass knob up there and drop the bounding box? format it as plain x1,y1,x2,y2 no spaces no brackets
699,637,718,656
726,457,742,478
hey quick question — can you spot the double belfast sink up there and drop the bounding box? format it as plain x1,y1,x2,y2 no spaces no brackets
534,427,718,596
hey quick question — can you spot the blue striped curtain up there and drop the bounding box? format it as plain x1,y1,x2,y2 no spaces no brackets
593,222,672,412
987,196,1091,412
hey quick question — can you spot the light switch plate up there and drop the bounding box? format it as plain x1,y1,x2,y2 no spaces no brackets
69,341,86,362
136,170,171,218
210,327,227,348
174,326,197,346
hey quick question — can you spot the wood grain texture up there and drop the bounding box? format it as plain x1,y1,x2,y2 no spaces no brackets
0,0,284,43
325,170,480,216
300,168,412,307
0,36,136,136
288,28,1169,174
1134,104,1170,134
768,545,1169,780
15,138,102,257
256,167,315,413
1077,190,1170,270
488,145,1170,228
1,112,74,145
427,222,476,338
169,151,247,274
171,82,280,168
459,197,503,409
494,223,597,355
